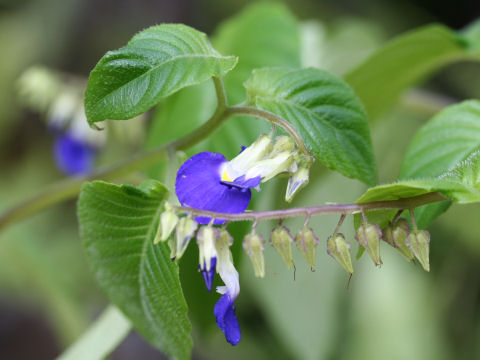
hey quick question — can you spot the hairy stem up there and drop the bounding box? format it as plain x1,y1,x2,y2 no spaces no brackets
175,192,447,222
228,106,311,156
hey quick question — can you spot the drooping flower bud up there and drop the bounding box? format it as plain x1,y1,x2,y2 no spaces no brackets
243,232,265,278
407,230,430,272
154,202,179,244
327,233,354,275
355,223,382,266
295,226,319,268
172,216,197,260
197,226,220,291
285,153,312,202
383,218,414,261
197,226,219,272
285,166,310,202
270,226,294,269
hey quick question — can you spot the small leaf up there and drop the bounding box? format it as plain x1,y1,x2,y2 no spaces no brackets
400,100,480,227
345,24,480,119
78,181,192,360
244,67,376,185
85,24,237,125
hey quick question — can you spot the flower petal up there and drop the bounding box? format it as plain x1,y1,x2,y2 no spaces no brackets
54,133,96,176
199,257,217,292
214,293,241,346
175,152,252,224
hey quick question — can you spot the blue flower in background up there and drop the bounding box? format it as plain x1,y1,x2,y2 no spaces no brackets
53,133,97,176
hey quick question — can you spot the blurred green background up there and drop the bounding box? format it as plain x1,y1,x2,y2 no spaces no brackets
1,0,480,359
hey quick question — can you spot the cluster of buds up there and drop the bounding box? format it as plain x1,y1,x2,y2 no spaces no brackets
222,134,313,203
352,215,431,272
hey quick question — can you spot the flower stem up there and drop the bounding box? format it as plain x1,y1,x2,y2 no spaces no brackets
175,192,447,222
227,106,311,157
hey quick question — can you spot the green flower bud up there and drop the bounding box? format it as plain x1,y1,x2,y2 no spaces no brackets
327,233,354,274
271,135,295,154
154,202,179,244
407,230,430,272
243,232,265,278
383,218,414,261
172,216,197,260
295,226,319,268
197,226,220,271
285,166,310,202
355,223,382,266
270,226,294,270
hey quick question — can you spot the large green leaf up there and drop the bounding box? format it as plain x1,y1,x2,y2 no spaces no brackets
146,3,301,161
244,67,376,185
345,24,480,120
400,100,480,227
355,150,480,228
77,180,192,360
85,24,237,125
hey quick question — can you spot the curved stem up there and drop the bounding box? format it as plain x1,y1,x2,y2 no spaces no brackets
175,192,447,222
227,106,311,157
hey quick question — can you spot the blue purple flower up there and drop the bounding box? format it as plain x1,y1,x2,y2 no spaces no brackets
53,133,97,176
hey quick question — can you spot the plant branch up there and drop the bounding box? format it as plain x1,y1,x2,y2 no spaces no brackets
0,77,313,232
175,192,447,222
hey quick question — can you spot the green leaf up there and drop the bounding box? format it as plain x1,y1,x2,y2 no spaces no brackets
77,180,192,360
355,150,480,229
146,3,302,162
56,306,131,360
85,24,237,125
244,67,377,185
401,100,480,178
400,100,480,227
345,24,480,119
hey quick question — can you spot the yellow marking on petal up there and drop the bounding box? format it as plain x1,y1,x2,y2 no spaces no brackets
221,169,233,182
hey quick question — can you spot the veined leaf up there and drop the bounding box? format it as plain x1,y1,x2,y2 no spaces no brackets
77,180,192,360
85,24,237,125
345,24,480,119
400,100,480,227
244,67,376,185
401,100,480,178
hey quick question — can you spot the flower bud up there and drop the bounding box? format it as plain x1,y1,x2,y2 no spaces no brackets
271,136,295,154
244,151,294,182
355,223,382,266
383,219,414,261
172,216,198,260
197,226,220,272
154,202,179,244
226,134,273,177
295,226,319,268
407,230,430,272
285,166,310,202
327,233,354,275
270,226,294,269
243,232,265,278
